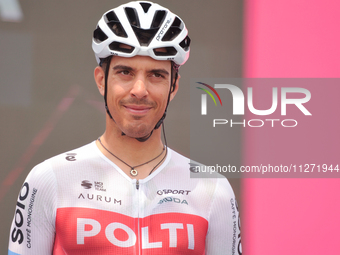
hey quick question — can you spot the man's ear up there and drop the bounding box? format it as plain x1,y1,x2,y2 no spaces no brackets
170,74,180,102
94,66,105,96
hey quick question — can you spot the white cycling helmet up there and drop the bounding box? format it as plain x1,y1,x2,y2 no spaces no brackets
92,1,190,67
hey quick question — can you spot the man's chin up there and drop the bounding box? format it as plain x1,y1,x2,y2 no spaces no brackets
121,125,154,139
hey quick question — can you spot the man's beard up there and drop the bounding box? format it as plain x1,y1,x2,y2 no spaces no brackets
117,98,160,138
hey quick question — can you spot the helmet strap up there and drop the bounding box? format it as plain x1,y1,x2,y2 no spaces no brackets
103,56,113,120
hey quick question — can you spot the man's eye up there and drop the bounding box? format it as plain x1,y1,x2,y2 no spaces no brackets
117,70,130,75
153,73,164,78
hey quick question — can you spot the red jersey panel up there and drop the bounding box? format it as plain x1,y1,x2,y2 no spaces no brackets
54,208,207,254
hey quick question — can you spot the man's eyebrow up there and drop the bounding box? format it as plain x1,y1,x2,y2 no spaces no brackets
112,65,134,71
112,65,169,75
149,69,169,76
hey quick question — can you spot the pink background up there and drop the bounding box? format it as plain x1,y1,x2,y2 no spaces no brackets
243,0,340,254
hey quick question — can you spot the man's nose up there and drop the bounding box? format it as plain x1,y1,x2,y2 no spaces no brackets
130,78,148,99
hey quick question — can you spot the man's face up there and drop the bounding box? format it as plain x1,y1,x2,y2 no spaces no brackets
98,55,177,138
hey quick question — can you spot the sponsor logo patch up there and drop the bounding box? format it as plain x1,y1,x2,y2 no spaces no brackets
54,208,208,254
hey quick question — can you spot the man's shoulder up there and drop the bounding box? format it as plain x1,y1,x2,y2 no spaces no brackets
168,148,228,179
167,147,190,164
164,148,236,206
45,141,97,164
167,148,232,186
28,141,98,177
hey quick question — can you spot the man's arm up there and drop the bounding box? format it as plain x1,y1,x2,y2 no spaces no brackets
8,162,57,255
205,178,242,255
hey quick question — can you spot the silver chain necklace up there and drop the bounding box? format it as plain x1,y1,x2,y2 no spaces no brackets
97,137,166,177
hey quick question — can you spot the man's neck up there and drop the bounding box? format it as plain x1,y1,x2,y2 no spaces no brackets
96,124,166,179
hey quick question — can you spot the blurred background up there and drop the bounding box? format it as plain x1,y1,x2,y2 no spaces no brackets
1,0,340,254
0,0,243,253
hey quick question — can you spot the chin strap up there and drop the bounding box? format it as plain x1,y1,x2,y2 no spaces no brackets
102,57,178,142
103,56,114,120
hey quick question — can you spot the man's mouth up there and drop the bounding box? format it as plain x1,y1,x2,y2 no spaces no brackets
123,105,152,114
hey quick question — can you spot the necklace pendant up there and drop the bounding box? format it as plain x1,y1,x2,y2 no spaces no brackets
130,168,138,177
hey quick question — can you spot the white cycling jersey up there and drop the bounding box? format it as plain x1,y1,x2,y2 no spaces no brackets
8,141,242,255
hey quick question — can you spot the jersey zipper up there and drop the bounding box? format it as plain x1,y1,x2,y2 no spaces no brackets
136,179,141,255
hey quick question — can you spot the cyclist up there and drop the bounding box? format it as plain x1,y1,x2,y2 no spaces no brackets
8,1,241,254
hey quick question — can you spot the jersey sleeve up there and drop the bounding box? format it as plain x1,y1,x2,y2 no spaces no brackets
205,178,242,255
8,161,57,255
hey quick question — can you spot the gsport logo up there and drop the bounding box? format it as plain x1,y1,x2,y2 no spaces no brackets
195,82,312,128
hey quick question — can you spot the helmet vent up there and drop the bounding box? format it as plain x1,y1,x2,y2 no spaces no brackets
151,10,166,28
179,35,191,51
125,7,140,27
132,27,159,46
106,10,119,22
105,11,127,38
140,2,151,13
153,47,177,56
126,8,162,46
161,17,182,41
109,42,135,53
93,26,108,43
